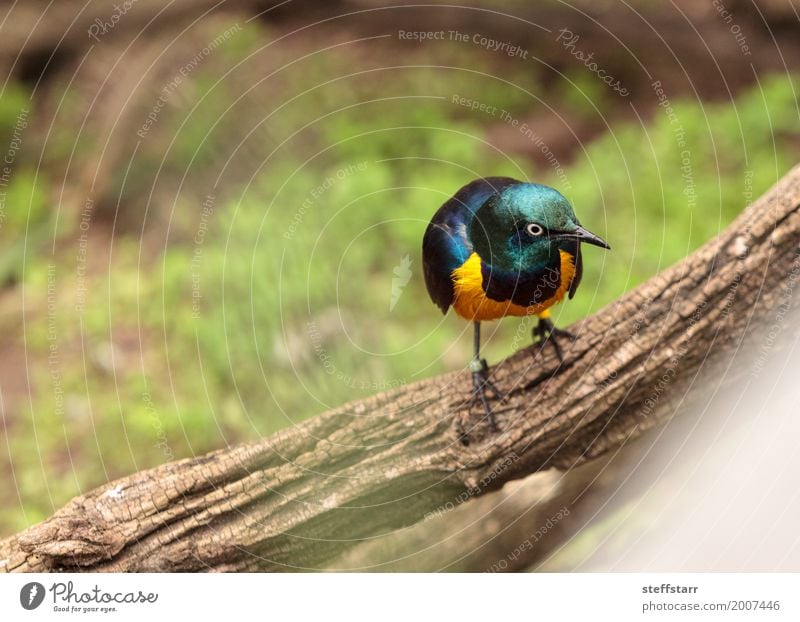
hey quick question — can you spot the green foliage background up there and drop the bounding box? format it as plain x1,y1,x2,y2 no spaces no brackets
0,20,797,532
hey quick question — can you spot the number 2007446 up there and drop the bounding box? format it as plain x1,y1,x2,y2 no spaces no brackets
729,600,780,611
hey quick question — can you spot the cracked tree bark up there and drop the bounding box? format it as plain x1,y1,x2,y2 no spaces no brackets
1,165,799,573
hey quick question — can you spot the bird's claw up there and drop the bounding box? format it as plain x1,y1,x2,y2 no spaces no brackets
457,358,501,443
533,317,574,363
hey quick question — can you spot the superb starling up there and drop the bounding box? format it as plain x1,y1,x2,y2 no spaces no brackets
422,177,609,430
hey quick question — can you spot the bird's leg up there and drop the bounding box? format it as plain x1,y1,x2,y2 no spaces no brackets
465,321,499,432
532,313,575,363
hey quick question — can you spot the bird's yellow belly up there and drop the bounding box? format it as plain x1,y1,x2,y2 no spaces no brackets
451,251,575,321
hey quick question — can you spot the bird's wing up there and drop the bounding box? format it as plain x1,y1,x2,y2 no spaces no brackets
568,240,583,299
422,177,520,313
422,220,462,313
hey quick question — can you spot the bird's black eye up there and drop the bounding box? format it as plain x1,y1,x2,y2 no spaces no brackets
525,223,545,237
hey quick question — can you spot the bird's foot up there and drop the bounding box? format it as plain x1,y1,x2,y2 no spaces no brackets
532,317,574,363
457,358,502,444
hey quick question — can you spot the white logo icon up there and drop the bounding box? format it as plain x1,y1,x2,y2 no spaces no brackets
390,255,413,311
20,582,45,610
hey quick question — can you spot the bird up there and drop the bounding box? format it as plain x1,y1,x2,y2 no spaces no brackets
422,177,609,431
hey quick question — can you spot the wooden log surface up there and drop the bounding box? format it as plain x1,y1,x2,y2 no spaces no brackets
1,164,799,572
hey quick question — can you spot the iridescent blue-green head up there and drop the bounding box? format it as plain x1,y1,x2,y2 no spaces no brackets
469,182,609,272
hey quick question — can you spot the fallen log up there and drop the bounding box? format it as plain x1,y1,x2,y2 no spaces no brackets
1,164,799,572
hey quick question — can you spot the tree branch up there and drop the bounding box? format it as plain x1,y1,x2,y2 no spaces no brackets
2,165,800,572
330,450,621,572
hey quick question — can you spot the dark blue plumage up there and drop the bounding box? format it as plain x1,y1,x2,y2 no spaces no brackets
422,177,519,313
421,176,609,434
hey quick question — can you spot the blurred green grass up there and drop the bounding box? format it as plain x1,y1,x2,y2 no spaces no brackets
0,20,798,533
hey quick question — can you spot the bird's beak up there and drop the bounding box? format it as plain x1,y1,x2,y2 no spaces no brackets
573,225,610,249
